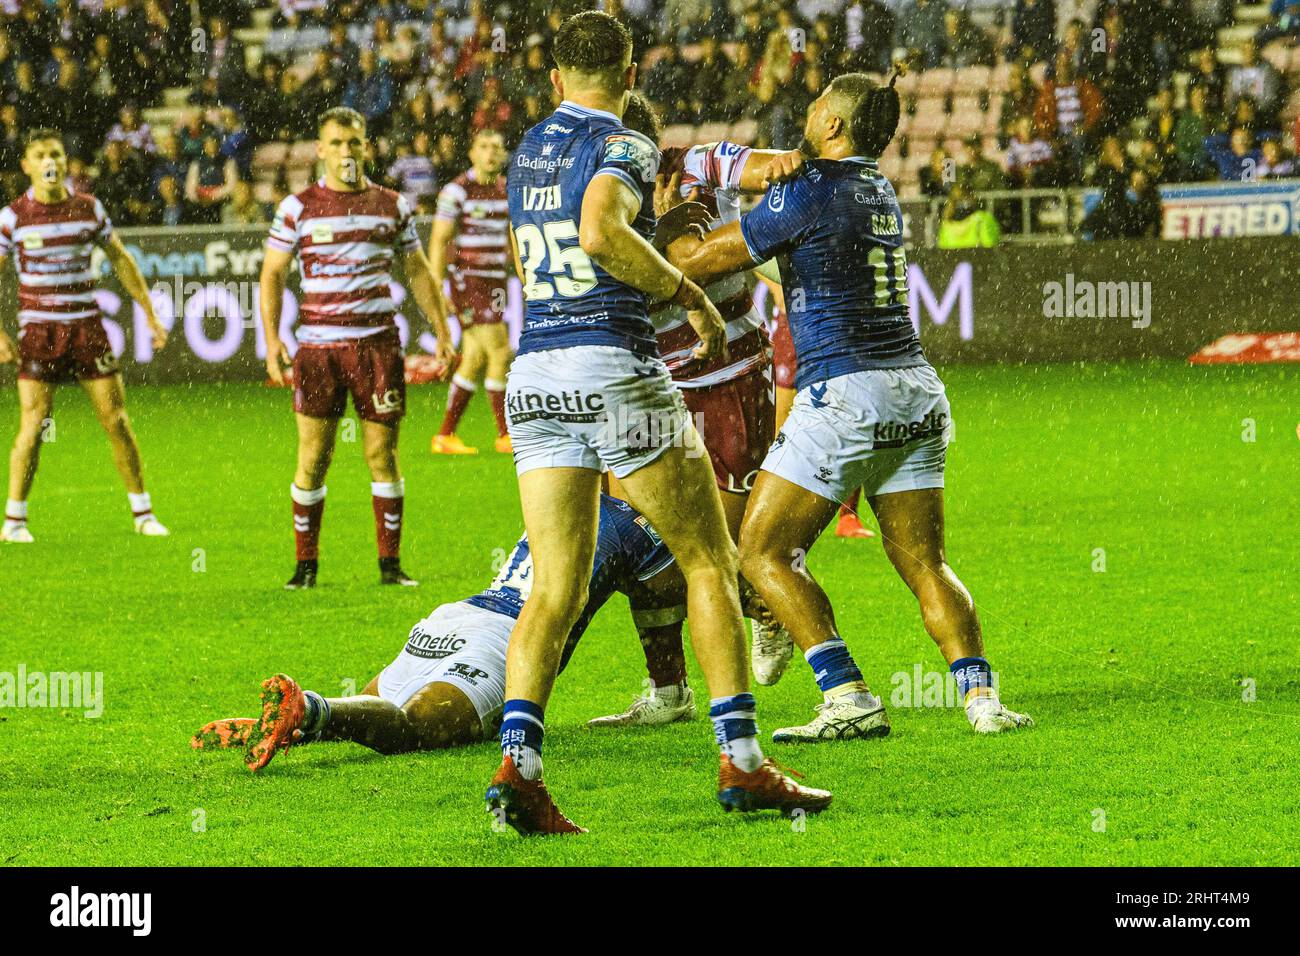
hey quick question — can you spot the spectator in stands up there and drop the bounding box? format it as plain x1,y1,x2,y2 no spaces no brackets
0,103,22,195
221,178,269,225
1144,87,1184,181
299,49,347,131
1000,61,1039,141
756,27,802,148
274,0,329,29
431,130,463,185
343,48,395,134
1034,50,1102,184
939,7,996,68
67,155,94,196
50,0,93,61
322,18,360,84
83,33,121,122
1124,169,1163,239
919,146,952,198
0,29,18,90
1056,18,1089,77
390,88,436,148
96,137,151,226
1006,115,1057,187
958,134,1009,193
1206,126,1263,182
896,0,948,70
196,15,246,105
141,0,185,90
1257,137,1297,178
1256,1,1300,46
843,0,895,74
49,58,92,160
217,107,252,180
690,35,734,124
107,104,156,156
1009,0,1057,65
1175,83,1218,180
244,59,285,142
1226,39,1283,128
643,41,692,125
1190,46,1226,114
509,35,550,105
184,132,238,225
8,59,44,129
721,42,760,123
150,130,186,193
1089,135,1129,190
386,130,437,212
938,181,1001,248
469,75,512,137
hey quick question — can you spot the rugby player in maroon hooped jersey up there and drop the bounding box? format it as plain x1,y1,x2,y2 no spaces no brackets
428,129,515,456
0,128,171,545
259,107,455,590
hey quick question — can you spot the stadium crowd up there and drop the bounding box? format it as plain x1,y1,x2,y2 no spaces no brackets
0,0,1295,228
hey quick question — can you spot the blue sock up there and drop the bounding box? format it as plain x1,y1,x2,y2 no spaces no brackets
301,690,330,734
500,698,545,780
709,693,763,772
950,657,995,706
805,638,865,695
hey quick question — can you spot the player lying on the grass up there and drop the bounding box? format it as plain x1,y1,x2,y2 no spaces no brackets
429,129,516,457
492,11,828,834
192,495,774,776
665,70,1034,739
0,128,171,544
260,106,455,590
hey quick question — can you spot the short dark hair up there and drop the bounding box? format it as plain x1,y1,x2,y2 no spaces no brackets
553,11,632,75
620,92,660,144
318,106,366,135
23,128,64,152
829,73,900,157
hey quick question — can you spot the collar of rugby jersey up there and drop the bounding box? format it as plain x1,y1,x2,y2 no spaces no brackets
556,100,622,124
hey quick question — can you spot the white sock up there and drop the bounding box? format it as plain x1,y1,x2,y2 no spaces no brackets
504,745,544,780
371,479,404,498
722,736,764,773
650,681,687,705
5,499,27,523
129,491,153,524
290,483,327,506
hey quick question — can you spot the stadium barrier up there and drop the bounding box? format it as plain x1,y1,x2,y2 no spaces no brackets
0,223,1295,386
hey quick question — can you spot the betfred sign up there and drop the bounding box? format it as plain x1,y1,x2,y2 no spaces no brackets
1159,181,1300,239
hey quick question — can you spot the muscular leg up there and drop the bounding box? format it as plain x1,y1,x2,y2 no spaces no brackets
294,414,338,490
505,466,602,707
718,489,749,542
774,386,796,434
362,419,400,483
869,488,983,664
617,439,747,699
482,324,513,383
737,471,841,653
437,329,485,439
81,375,145,494
7,379,54,502
315,681,483,754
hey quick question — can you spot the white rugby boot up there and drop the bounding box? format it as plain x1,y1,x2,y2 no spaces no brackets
751,618,794,685
587,683,695,728
967,696,1035,734
135,515,170,537
1,520,33,543
772,692,891,743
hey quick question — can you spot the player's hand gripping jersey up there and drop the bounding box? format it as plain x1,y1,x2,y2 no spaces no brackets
507,102,661,357
739,157,927,391
654,142,769,388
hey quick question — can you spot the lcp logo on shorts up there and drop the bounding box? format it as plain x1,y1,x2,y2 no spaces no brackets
507,387,606,424
372,389,403,415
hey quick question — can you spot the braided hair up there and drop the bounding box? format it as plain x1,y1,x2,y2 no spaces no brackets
834,64,906,157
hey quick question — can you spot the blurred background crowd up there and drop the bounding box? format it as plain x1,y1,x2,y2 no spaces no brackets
0,0,1295,237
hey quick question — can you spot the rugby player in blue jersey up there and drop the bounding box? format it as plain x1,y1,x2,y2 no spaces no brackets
192,495,756,774
666,72,1034,740
490,11,829,834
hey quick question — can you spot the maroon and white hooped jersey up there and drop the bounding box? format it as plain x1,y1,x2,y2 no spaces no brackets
435,168,510,285
267,178,423,344
0,190,113,327
653,142,768,388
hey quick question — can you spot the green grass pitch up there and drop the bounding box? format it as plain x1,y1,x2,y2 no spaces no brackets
1,360,1296,866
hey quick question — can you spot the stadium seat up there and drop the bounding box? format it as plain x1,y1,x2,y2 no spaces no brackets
953,65,991,94
1262,41,1291,72
948,99,985,138
908,103,949,139
917,68,955,97
695,122,731,145
253,142,289,172
894,71,921,96
728,118,758,143
989,62,1012,92
661,123,695,148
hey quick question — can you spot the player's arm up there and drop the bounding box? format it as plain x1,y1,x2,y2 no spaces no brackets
507,226,523,283
579,174,726,361
259,246,294,385
665,220,758,288
735,149,807,191
401,245,456,366
102,233,167,349
427,216,456,286
0,250,14,364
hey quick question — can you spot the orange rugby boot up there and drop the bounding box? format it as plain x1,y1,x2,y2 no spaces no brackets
431,434,479,455
485,755,586,836
494,434,513,454
244,674,306,772
716,755,833,816
834,510,875,539
191,717,256,751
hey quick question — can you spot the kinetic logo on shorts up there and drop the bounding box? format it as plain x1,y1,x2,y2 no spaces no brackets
871,410,948,449
507,388,606,424
405,630,466,660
